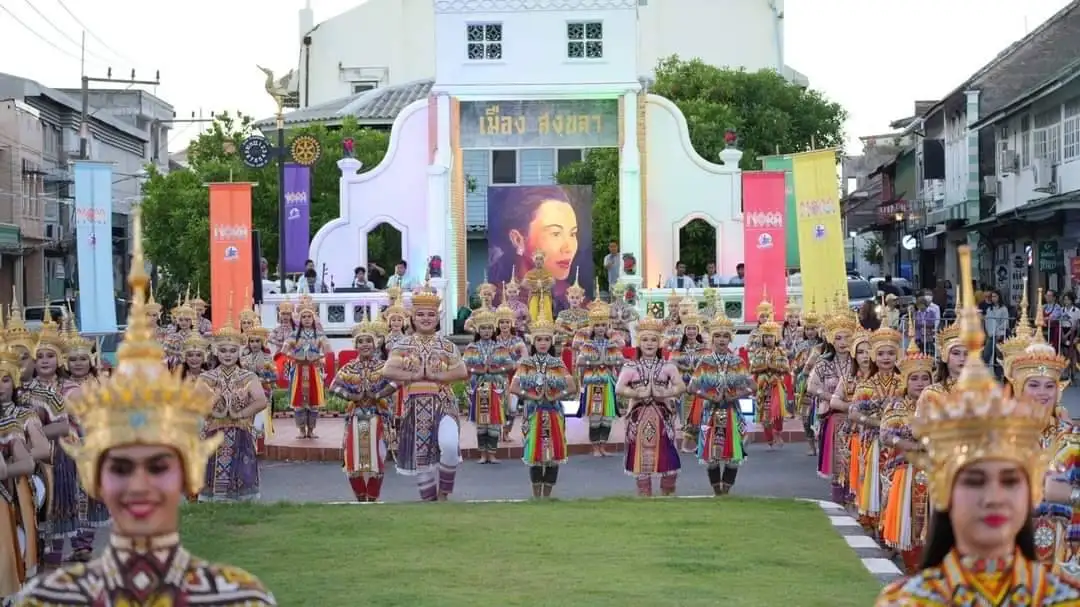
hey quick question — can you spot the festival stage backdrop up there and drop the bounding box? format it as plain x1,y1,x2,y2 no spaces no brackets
793,149,847,313
73,161,118,334
208,183,254,328
761,154,800,269
742,171,788,322
486,185,594,314
282,163,311,274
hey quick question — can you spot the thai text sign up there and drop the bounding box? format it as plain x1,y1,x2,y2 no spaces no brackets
459,99,619,148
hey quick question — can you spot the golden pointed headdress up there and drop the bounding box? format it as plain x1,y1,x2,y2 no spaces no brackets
912,246,1052,511
587,298,611,325
469,307,496,329
244,305,271,340
529,294,557,339
851,328,872,355
34,302,66,360
171,289,197,322
1008,287,1068,390
476,273,497,301
566,269,585,298
296,294,318,317
495,284,516,324
869,325,903,354
900,306,935,382
706,295,735,334
61,208,220,500
759,311,782,338
680,312,704,331
5,288,33,353
212,295,244,347
665,286,680,306
999,274,1033,375
276,293,295,316
189,286,207,313
145,282,162,318
823,294,858,344
802,296,822,328
0,311,17,387
755,286,773,319
505,267,521,295
636,315,666,338
238,288,259,327
182,332,210,354
63,303,97,361
410,276,441,310
351,308,382,340
383,286,410,325
784,296,800,318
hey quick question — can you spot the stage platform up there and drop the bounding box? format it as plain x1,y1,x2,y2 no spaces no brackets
263,416,806,462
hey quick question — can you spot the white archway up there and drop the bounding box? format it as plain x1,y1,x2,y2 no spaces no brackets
353,214,410,272
671,212,722,272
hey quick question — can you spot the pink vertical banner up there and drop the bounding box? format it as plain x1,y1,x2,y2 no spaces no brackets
742,171,788,322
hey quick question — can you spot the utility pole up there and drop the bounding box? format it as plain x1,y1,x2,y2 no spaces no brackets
153,111,216,164
80,68,161,159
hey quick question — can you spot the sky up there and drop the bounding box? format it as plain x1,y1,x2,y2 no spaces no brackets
0,0,1072,155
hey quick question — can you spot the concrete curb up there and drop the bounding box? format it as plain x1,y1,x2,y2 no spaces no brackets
809,499,904,585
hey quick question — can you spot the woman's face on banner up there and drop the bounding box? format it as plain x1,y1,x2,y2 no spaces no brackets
512,200,579,281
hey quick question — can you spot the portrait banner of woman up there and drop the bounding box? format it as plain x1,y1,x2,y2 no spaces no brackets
487,185,595,316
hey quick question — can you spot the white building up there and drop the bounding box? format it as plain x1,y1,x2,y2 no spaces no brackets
294,0,806,108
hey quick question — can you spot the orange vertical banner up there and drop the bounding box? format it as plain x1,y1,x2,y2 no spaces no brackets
208,183,253,329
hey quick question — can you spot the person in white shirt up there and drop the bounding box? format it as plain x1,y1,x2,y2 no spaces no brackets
697,262,725,288
385,260,416,290
727,263,745,286
351,266,375,290
663,260,696,289
981,290,1010,371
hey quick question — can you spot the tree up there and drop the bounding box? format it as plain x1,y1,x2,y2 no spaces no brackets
140,114,390,305
862,235,884,267
558,57,848,277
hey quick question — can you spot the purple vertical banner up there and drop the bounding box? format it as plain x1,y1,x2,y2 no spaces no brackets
283,163,311,274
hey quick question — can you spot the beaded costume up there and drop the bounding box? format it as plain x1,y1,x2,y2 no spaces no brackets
748,312,789,447
576,301,624,449
668,314,708,447
808,303,857,503
462,309,514,458
281,296,331,438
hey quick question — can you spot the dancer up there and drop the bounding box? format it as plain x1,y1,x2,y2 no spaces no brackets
240,317,277,456
808,302,857,503
749,312,790,448
511,306,575,498
576,300,624,456
916,314,964,410
522,250,555,323
792,306,824,456
144,284,167,344
282,296,331,439
494,298,528,441
669,313,708,453
832,329,872,508
875,246,1080,605
608,281,640,347
661,292,694,351
330,314,397,502
196,312,267,502
554,272,588,359
501,271,531,335
879,312,935,573
57,320,109,562
267,298,295,354
383,289,411,455
463,279,497,334
382,280,468,502
998,277,1033,392
689,312,753,495
178,333,210,378
782,298,802,352
162,298,197,367
847,325,903,534
0,341,41,600
16,209,275,604
746,294,774,352
616,316,683,496
462,309,514,463
188,289,213,336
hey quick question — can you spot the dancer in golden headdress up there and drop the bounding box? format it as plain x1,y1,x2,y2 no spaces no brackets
792,303,825,456
501,270,530,335
282,295,331,439
15,208,276,605
463,277,497,335
57,315,108,563
462,309,514,463
512,305,575,498
669,310,708,453
809,298,859,502
576,299,624,456
382,280,468,502
523,250,555,323
330,312,397,502
688,312,753,495
239,309,277,457
188,288,213,337
0,336,42,600
837,328,872,509
749,311,789,448
196,305,268,503
608,281,640,347
875,246,1080,605
616,316,683,497
999,276,1034,395
879,309,936,573
494,293,528,441
163,296,197,368
267,297,295,355
747,289,775,352
554,271,588,354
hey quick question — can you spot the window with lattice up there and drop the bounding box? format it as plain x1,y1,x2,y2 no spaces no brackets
466,24,502,61
566,22,603,59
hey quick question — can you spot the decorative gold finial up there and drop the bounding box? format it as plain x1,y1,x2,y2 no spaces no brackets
954,246,987,387
1033,287,1047,345
905,305,919,355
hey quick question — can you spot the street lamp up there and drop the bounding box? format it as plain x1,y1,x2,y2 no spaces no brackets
894,212,905,277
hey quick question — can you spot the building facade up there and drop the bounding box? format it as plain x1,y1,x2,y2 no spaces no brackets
293,0,805,108
0,74,170,304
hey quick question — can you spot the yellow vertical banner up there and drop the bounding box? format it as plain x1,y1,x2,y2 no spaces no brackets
792,149,846,313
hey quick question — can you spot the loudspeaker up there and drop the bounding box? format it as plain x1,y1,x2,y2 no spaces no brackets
251,230,264,304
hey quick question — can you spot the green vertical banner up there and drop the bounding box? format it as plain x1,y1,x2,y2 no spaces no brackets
762,155,800,268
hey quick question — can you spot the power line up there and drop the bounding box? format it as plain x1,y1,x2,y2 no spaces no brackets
0,2,82,62
20,0,110,65
52,0,139,68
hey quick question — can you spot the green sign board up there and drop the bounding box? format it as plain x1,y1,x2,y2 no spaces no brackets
1038,241,1060,272
761,155,799,268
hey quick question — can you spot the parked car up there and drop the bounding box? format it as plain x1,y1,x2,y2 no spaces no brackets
22,306,66,331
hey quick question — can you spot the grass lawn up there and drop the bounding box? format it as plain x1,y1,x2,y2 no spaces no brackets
182,498,883,607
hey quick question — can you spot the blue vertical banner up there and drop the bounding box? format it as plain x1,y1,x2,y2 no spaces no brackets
73,161,117,333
